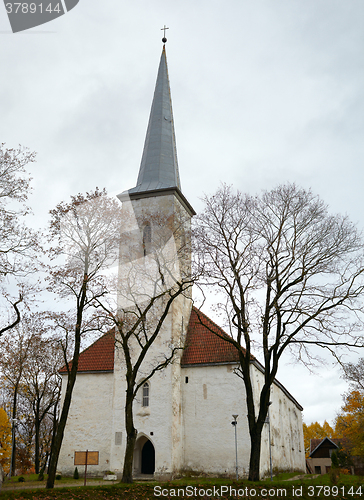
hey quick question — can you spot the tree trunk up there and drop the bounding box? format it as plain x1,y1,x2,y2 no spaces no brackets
240,353,271,481
46,275,87,489
38,451,48,480
247,382,272,480
47,399,59,474
121,389,137,483
248,424,264,481
34,422,39,474
34,412,40,474
10,383,19,476
46,332,82,488
46,349,80,488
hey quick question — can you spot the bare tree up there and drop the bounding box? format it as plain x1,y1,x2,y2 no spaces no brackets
21,326,62,475
342,358,364,392
0,323,33,475
0,314,61,476
0,144,39,336
45,188,123,489
195,183,364,481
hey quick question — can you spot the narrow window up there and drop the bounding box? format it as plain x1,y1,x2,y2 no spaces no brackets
143,223,152,256
185,376,189,383
115,432,122,446
203,384,207,399
142,382,149,407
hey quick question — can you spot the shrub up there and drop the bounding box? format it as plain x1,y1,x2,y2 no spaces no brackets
329,468,340,484
340,468,351,475
55,474,62,480
73,467,79,480
17,476,25,482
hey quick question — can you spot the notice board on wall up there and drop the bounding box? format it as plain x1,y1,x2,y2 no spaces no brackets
74,451,99,466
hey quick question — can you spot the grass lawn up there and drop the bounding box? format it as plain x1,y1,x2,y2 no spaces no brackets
0,473,363,499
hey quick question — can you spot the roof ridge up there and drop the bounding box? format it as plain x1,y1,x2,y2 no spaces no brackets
79,329,115,355
191,306,234,341
309,437,340,457
181,307,241,366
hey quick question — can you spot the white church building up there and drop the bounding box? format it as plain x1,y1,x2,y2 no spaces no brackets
57,41,305,480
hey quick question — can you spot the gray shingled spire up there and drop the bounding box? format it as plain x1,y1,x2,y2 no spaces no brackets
128,45,181,194
118,45,195,216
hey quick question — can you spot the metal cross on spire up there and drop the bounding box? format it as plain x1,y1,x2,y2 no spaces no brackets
161,25,169,43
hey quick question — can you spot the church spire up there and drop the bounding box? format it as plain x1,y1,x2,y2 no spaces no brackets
128,45,181,194
118,40,195,216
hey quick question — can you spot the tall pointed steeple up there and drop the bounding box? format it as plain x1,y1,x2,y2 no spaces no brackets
131,45,180,193
118,44,195,216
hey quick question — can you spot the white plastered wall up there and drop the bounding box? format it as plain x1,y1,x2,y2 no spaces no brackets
181,362,305,478
181,363,251,477
57,359,304,478
57,372,114,476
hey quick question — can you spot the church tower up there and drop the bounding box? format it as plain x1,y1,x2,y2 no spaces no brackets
114,40,195,477
117,42,195,280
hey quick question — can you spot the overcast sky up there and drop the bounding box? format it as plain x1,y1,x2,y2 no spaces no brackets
1,0,363,427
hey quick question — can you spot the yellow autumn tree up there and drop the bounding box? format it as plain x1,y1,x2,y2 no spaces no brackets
303,420,335,457
335,390,364,459
0,407,11,472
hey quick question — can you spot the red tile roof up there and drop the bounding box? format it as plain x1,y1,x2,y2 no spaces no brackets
59,330,115,374
59,308,303,410
181,307,241,366
60,307,243,373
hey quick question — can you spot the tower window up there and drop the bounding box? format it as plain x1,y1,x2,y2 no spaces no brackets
142,382,149,407
143,223,152,256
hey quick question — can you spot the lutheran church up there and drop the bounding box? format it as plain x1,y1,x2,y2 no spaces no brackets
57,40,305,480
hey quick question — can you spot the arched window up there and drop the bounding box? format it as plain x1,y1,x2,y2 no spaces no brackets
142,382,149,407
143,223,152,256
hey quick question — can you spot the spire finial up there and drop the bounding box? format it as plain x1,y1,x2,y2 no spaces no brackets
161,25,169,44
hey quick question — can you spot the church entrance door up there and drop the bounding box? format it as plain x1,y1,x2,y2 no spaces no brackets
141,439,155,474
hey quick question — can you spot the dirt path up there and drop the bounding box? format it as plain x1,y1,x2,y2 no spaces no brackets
1,479,117,492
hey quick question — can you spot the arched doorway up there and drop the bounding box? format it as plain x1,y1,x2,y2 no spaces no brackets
133,435,156,475
141,439,155,474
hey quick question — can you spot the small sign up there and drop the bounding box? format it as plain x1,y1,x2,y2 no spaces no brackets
74,451,99,466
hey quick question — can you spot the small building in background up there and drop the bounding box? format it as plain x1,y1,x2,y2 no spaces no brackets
307,437,364,476
307,437,339,474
